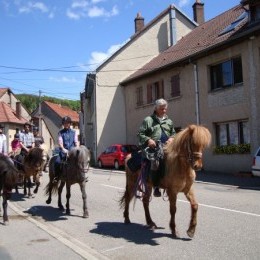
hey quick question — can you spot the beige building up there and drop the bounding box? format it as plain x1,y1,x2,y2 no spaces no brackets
121,0,260,173
84,4,198,161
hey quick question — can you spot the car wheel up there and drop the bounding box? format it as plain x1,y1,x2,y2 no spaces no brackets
98,159,103,168
114,160,119,170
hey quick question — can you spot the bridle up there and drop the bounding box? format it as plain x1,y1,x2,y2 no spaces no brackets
185,138,203,168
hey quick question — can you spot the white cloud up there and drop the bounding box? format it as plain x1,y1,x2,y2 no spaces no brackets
87,41,128,71
178,0,190,8
67,0,118,20
18,1,49,14
49,76,79,84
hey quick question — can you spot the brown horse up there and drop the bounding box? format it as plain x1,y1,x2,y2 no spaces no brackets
45,145,90,218
120,124,211,238
0,155,19,225
14,147,48,197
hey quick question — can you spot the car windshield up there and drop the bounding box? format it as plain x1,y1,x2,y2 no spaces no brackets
121,145,137,153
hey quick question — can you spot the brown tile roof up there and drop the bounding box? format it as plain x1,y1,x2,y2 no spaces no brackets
0,88,9,98
0,102,27,124
43,101,79,123
122,4,253,84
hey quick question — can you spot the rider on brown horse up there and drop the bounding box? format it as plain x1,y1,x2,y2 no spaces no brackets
137,98,176,197
53,116,79,183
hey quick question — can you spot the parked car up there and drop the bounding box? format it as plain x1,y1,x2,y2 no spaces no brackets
97,144,138,170
252,146,260,177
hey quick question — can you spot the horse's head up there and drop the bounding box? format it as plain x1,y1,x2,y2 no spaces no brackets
184,125,211,170
166,124,211,171
68,146,91,177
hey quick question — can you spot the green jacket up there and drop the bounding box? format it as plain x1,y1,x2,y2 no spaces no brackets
138,113,176,147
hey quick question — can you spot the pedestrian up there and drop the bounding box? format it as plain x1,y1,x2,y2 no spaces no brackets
0,124,7,156
137,98,176,197
32,126,44,148
53,116,79,183
9,133,22,158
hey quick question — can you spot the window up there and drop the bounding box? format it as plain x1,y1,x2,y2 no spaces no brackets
136,86,143,106
147,80,164,104
171,74,180,97
210,57,243,90
215,120,249,146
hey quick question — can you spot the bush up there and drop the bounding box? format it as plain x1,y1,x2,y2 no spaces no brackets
214,144,250,154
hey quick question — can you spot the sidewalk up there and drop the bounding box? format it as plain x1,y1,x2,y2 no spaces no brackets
196,170,260,189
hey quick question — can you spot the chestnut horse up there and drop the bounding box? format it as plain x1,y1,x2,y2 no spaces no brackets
45,145,90,218
14,147,48,197
120,124,211,238
0,155,18,225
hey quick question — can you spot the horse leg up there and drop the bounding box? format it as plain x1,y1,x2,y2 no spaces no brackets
120,174,136,224
27,177,32,198
185,188,198,238
23,177,27,196
79,182,88,218
167,190,179,238
65,184,71,215
143,185,157,229
58,181,65,211
33,175,40,194
2,193,9,225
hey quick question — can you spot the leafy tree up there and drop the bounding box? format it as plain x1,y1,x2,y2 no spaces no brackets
16,94,80,113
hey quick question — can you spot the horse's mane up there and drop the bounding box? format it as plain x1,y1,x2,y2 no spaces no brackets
24,147,44,165
68,146,90,167
165,124,211,156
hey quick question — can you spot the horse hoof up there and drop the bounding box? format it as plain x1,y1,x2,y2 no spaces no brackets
124,219,131,224
46,199,51,204
83,212,89,218
148,223,157,230
3,221,9,226
187,230,195,238
172,230,180,238
66,209,71,215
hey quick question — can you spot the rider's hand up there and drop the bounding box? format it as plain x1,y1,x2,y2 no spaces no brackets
147,139,156,148
166,137,174,145
62,148,68,154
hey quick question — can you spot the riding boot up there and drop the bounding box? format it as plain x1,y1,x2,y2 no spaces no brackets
53,163,61,184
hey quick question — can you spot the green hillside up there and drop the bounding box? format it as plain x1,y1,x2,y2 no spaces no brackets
16,94,80,113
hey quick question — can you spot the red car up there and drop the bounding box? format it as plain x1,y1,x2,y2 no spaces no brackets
97,144,138,170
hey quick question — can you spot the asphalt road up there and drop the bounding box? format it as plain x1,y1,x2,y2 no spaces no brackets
1,168,260,260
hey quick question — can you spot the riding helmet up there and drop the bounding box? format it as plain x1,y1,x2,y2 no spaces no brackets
33,126,39,132
62,116,72,124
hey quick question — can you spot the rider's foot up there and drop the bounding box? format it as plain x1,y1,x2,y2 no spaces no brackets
153,187,161,197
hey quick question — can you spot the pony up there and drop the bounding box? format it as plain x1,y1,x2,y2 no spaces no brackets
45,145,91,218
120,124,211,238
14,147,48,197
0,155,19,225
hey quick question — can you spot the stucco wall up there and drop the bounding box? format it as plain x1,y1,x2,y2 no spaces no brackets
124,37,260,174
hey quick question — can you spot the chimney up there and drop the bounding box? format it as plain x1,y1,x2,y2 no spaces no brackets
16,101,22,119
135,12,144,33
192,0,205,25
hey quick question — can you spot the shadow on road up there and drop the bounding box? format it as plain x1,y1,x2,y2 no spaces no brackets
90,222,191,245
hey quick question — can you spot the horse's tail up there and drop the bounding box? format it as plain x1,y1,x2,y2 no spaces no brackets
44,181,59,196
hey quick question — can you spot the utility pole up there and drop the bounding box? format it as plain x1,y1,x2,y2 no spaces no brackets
39,90,42,135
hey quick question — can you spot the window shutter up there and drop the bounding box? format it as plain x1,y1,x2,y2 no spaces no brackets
159,79,164,98
147,84,152,104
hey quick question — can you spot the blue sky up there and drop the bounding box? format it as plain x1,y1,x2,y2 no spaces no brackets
0,0,240,101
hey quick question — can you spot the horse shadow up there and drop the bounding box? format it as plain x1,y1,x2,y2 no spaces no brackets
89,222,191,245
22,205,70,222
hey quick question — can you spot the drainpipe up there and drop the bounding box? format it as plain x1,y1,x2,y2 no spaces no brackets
193,63,200,125
169,6,177,46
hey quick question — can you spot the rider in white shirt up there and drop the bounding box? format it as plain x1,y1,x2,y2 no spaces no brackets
0,124,7,156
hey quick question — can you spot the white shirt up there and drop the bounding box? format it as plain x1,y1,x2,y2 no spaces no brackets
0,133,7,155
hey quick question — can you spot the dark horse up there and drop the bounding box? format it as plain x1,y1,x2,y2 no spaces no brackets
0,155,19,225
14,147,48,197
45,145,90,218
120,124,211,238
